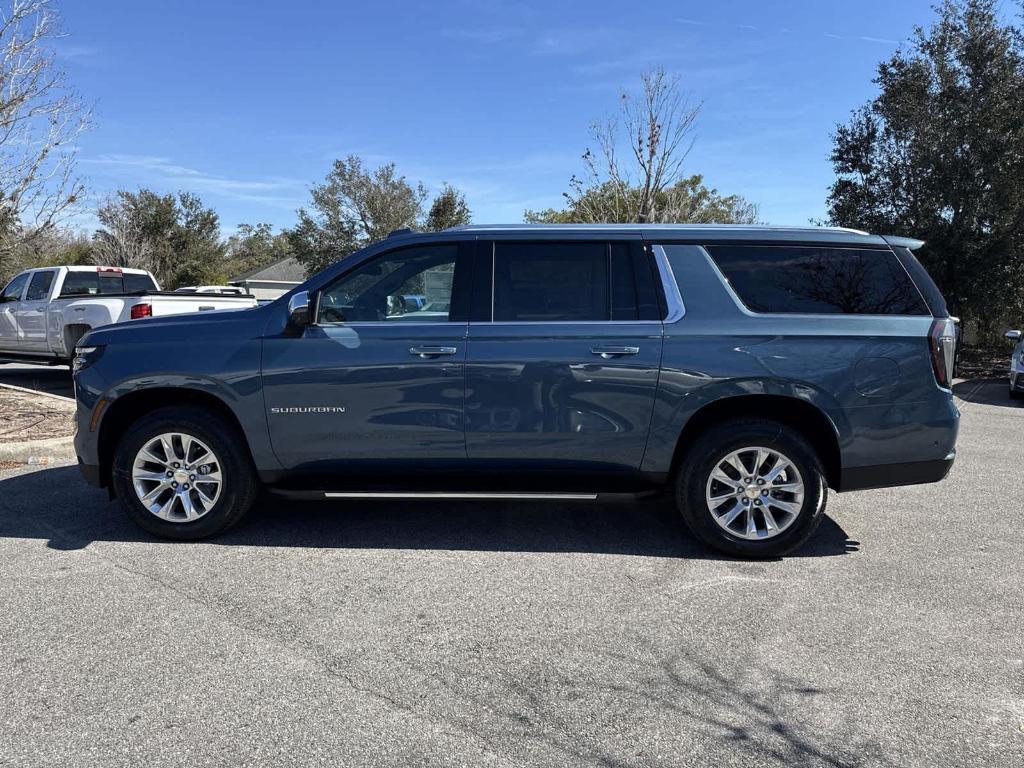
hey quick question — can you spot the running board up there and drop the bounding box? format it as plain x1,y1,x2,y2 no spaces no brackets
321,491,598,500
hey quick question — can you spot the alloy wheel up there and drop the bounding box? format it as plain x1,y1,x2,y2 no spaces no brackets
705,446,805,540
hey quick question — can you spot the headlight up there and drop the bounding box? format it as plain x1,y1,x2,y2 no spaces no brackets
73,345,104,373
1018,350,1024,366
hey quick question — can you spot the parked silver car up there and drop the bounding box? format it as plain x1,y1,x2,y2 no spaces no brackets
1007,329,1024,399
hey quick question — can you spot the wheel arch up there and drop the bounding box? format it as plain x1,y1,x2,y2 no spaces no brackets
61,323,92,359
97,387,253,492
668,394,842,490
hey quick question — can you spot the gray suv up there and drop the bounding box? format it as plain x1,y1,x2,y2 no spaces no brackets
72,225,959,557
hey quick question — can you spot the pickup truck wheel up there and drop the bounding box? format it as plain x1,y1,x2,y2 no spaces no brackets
675,419,827,558
111,407,259,540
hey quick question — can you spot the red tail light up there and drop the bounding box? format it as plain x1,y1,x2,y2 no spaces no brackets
130,303,152,320
928,318,955,388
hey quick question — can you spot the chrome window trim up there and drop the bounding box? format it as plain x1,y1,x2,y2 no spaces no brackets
468,320,662,327
651,244,686,323
315,320,462,328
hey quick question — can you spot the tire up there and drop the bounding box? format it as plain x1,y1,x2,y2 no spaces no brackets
111,406,260,540
674,418,828,558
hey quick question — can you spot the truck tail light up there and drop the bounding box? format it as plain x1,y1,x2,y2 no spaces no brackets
928,318,955,389
130,303,152,320
96,266,123,273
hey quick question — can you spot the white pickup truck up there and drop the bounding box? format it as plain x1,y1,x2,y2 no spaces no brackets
0,265,257,365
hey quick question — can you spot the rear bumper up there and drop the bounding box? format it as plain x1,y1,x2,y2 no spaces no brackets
838,452,955,492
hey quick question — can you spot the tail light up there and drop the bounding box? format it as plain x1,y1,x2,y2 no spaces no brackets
130,303,152,320
928,318,956,389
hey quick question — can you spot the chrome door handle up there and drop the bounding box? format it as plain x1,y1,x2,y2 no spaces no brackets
409,345,457,358
35,307,46,312
590,345,640,359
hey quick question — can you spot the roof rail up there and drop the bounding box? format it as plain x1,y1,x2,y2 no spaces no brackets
387,227,415,238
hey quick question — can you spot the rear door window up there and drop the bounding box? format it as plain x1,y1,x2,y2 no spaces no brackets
488,241,654,322
26,271,55,301
493,242,609,322
706,245,929,315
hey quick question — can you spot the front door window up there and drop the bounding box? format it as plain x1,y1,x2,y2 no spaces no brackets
318,245,459,324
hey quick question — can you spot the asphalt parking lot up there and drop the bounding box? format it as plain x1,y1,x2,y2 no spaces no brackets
0,373,1021,767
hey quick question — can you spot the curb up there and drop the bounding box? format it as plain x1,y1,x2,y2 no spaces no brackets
0,382,76,465
0,435,76,465
0,381,75,403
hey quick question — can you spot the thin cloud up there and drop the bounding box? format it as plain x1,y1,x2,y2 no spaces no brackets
81,154,305,207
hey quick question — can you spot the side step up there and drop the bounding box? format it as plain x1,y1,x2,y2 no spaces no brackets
323,491,598,500
267,489,599,501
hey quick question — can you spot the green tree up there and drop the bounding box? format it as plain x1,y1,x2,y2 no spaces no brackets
528,67,758,224
92,189,226,288
286,155,471,275
224,222,293,278
826,0,1024,327
526,175,757,224
171,192,227,286
425,184,472,230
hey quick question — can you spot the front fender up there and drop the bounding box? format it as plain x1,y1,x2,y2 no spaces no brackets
85,333,280,473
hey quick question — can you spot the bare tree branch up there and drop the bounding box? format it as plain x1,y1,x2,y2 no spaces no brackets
0,0,90,281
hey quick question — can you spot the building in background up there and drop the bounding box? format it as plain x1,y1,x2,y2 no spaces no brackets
229,257,305,301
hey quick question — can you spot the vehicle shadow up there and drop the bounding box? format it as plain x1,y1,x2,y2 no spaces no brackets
0,363,73,398
953,376,1021,408
0,465,859,558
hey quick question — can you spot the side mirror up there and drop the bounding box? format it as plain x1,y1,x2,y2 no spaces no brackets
287,290,311,331
1006,330,1021,341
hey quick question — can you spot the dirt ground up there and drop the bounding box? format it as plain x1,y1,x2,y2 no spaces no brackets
0,387,75,442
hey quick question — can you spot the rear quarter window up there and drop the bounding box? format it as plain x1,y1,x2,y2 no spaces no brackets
706,245,930,316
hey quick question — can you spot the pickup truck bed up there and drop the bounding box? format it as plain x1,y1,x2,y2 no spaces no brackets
0,266,257,364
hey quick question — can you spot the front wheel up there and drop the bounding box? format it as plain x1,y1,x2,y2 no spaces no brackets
112,406,260,540
675,418,827,558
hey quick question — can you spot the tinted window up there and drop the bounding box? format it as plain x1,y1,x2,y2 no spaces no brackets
493,242,610,322
318,244,459,323
98,273,126,294
2,272,29,301
706,245,929,315
892,247,948,318
25,270,55,301
60,272,99,296
610,243,639,321
124,273,157,293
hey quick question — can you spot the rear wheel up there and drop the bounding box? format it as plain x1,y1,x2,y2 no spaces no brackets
112,406,259,540
675,418,827,558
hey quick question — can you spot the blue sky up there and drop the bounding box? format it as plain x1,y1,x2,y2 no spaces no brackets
57,0,956,233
